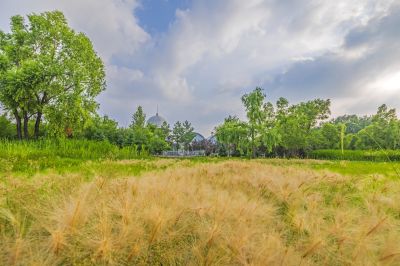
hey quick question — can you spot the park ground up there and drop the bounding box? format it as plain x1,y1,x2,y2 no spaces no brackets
1,157,400,265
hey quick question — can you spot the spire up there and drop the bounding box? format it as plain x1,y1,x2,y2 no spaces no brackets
156,104,159,116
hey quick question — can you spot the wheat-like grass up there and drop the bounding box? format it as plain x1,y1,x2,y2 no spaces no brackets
1,160,400,265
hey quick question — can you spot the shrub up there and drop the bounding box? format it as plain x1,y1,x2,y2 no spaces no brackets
309,149,400,162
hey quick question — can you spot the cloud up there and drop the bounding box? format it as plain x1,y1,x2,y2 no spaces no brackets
135,0,397,133
1,0,399,135
267,3,400,116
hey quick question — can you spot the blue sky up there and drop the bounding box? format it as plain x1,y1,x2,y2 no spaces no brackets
1,0,400,135
136,0,191,34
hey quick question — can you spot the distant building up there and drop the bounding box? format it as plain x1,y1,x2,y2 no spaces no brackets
191,132,205,143
147,112,167,127
207,135,217,144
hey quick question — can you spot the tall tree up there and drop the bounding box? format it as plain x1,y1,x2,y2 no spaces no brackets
171,120,195,151
241,87,266,158
0,11,105,139
356,105,400,150
276,99,331,156
130,106,146,129
215,116,248,156
0,16,34,139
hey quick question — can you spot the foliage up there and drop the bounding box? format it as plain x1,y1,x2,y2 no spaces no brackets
215,116,248,156
276,98,331,156
214,87,400,159
216,87,331,158
0,139,146,161
171,120,195,151
0,11,105,139
130,106,146,129
310,149,400,162
0,114,15,138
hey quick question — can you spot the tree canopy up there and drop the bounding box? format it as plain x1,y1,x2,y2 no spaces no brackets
0,11,105,139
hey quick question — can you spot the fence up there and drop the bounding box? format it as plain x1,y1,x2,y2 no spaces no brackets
161,150,206,157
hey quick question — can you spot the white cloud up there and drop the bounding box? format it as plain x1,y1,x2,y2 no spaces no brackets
0,0,149,63
1,0,399,135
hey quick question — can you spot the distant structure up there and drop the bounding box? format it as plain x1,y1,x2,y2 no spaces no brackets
147,106,167,127
146,107,218,157
191,132,205,143
207,135,217,144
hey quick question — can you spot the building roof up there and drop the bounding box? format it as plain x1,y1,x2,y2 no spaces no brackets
147,113,167,127
192,132,205,142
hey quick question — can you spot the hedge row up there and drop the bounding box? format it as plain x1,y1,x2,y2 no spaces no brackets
309,149,400,162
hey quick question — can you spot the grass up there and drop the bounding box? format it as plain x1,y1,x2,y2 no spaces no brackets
310,149,400,162
0,139,147,160
0,139,148,177
1,157,400,265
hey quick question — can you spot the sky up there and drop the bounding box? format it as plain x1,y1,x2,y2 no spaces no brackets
1,0,400,136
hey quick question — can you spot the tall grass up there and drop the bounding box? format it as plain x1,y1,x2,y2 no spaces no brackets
1,160,400,265
0,139,147,160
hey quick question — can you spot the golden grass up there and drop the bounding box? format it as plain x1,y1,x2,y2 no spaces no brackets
1,160,400,265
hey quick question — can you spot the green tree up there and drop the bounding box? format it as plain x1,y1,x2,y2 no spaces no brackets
241,87,266,158
0,11,105,139
0,114,15,138
147,123,170,154
331,114,372,134
215,116,248,156
130,106,146,129
83,115,119,142
276,99,331,156
355,105,400,150
310,122,340,150
171,120,195,151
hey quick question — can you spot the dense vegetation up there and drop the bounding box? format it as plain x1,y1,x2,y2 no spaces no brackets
215,88,400,158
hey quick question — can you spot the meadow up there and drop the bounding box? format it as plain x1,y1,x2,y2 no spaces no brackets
1,142,400,265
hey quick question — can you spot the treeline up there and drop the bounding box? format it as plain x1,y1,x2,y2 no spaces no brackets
214,87,400,158
83,106,198,154
0,105,199,155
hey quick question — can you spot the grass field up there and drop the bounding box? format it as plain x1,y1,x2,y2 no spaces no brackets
1,156,400,265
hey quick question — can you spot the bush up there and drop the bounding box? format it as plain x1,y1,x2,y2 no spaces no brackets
309,149,400,162
0,139,148,161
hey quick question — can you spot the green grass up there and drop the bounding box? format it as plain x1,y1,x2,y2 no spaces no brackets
0,139,149,177
0,139,147,160
310,149,400,162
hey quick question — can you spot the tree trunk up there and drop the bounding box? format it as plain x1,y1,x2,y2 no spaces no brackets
34,112,42,139
251,128,256,158
23,111,29,139
14,111,22,140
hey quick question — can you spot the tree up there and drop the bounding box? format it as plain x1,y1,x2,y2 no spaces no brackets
171,120,195,151
241,87,266,158
309,122,340,150
215,116,248,156
355,105,400,150
0,11,105,139
130,106,146,129
0,16,34,139
276,99,331,156
83,115,119,142
331,114,372,134
0,113,15,138
147,123,170,154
